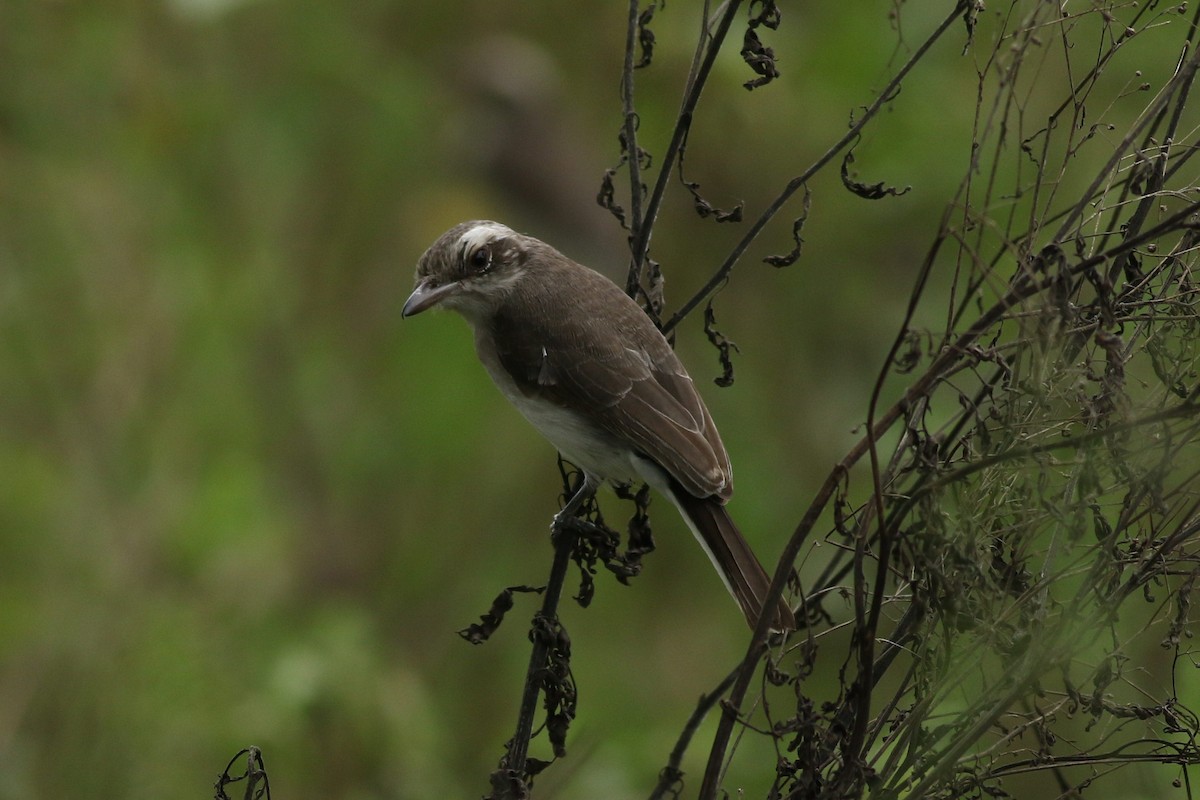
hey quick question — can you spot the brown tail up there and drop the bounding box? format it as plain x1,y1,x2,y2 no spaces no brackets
669,484,796,632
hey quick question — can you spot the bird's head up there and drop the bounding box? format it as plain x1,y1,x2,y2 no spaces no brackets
403,220,529,323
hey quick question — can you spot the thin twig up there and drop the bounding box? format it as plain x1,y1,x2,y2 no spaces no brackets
666,1,969,337
647,667,739,800
836,208,949,795
492,521,580,796
621,0,645,277
627,0,745,292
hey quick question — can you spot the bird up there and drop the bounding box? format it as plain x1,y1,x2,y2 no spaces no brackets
403,221,796,632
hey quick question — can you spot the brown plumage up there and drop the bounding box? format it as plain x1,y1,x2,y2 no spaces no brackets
404,221,795,632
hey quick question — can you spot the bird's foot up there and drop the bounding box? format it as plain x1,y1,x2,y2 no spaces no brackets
551,474,599,533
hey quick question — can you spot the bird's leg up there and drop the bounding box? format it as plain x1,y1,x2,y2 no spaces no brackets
552,472,600,530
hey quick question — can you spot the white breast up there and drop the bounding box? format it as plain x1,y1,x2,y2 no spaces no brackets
472,326,639,484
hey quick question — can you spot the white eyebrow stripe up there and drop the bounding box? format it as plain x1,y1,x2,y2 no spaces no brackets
458,221,515,252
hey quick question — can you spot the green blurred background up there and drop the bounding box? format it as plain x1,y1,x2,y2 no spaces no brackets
0,2,1008,798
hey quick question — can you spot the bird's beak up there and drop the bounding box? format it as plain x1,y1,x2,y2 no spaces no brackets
402,278,460,317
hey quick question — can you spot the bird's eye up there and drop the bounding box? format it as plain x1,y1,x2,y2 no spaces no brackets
469,245,492,273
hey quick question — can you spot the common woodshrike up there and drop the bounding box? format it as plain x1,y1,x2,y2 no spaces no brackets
404,221,795,631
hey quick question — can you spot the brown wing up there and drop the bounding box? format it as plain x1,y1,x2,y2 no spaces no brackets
567,339,731,499
492,253,734,501
492,254,732,500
